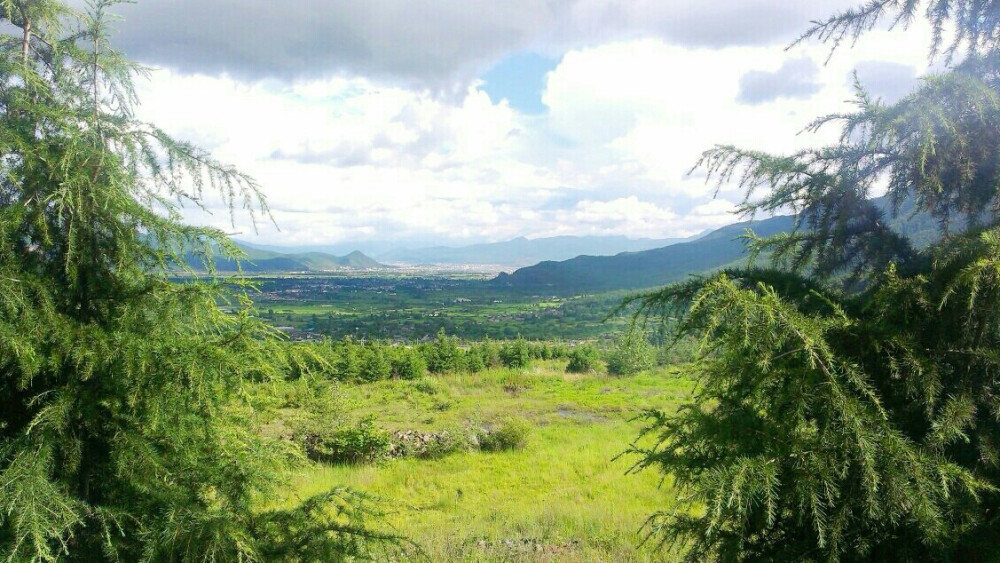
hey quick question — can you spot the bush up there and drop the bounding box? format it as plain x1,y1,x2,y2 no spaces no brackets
499,338,531,368
549,342,571,359
302,416,391,465
422,330,465,373
411,376,444,395
335,338,363,380
606,332,656,376
566,345,602,373
480,339,502,368
655,335,698,366
358,343,392,382
391,347,427,380
465,348,486,372
479,418,531,452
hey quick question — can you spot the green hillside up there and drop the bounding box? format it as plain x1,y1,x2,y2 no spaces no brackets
186,244,384,272
492,215,795,293
493,196,950,294
376,234,702,266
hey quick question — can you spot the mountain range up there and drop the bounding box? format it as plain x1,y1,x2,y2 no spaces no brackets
186,244,383,273
492,197,945,294
234,233,707,268
492,215,795,293
374,234,705,266
214,196,942,284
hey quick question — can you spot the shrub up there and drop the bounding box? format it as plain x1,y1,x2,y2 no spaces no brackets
388,427,474,459
549,342,571,359
421,429,474,459
422,329,465,373
480,339,502,368
412,376,444,395
302,416,391,465
465,348,486,372
566,345,602,373
391,347,427,380
358,343,392,382
499,338,531,368
335,338,363,380
606,332,656,376
479,418,531,452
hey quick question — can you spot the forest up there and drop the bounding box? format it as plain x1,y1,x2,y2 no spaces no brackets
3,0,1000,561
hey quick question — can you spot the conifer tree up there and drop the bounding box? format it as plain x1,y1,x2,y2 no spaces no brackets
0,1,403,560
629,1,1000,560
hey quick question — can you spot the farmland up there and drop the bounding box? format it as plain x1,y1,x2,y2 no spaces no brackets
242,274,636,341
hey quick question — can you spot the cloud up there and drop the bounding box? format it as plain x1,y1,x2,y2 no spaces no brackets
853,60,919,103
737,57,822,105
128,17,937,248
106,0,857,87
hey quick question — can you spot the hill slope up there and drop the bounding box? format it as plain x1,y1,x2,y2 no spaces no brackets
491,215,796,293
492,196,951,294
187,244,384,273
376,234,703,266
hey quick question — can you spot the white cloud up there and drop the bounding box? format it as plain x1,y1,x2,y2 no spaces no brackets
130,15,937,247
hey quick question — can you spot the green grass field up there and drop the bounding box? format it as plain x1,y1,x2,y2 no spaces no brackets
278,361,695,561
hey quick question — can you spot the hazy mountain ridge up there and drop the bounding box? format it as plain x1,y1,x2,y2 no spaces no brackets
234,233,709,268
492,215,796,293
493,198,948,294
187,243,384,272
375,234,706,266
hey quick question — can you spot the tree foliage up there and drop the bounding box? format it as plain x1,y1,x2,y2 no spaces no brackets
606,331,655,376
628,2,1000,560
0,1,405,560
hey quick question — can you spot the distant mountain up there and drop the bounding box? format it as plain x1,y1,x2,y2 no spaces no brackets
492,196,951,294
492,216,796,294
376,234,707,267
186,243,384,273
233,240,402,258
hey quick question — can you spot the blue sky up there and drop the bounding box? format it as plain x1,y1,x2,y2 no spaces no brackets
481,53,559,115
105,0,933,248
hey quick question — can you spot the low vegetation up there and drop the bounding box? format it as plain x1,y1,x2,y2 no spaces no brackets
249,275,635,340
5,0,999,561
266,360,694,562
623,3,1000,561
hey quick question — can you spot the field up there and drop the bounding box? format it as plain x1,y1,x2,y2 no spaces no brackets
273,360,694,561
240,275,634,341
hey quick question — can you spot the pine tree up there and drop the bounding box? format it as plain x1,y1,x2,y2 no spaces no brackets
0,1,405,560
628,1,1000,560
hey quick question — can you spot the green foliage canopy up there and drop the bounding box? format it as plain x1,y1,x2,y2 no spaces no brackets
0,1,405,560
629,1,1000,560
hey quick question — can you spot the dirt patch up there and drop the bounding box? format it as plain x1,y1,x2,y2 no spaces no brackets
468,538,583,561
555,408,608,423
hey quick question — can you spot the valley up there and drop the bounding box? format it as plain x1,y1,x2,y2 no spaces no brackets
247,274,632,341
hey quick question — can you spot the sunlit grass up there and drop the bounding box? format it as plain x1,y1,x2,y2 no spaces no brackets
279,362,693,561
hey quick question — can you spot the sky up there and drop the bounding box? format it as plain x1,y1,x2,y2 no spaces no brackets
103,0,938,249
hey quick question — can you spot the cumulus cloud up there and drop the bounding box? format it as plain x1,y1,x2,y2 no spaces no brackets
737,57,822,105
105,0,856,87
123,6,937,248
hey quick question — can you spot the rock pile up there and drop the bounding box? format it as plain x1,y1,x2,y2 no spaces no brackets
388,429,476,459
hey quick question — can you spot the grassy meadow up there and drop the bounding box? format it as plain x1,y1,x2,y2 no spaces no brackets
274,361,695,561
